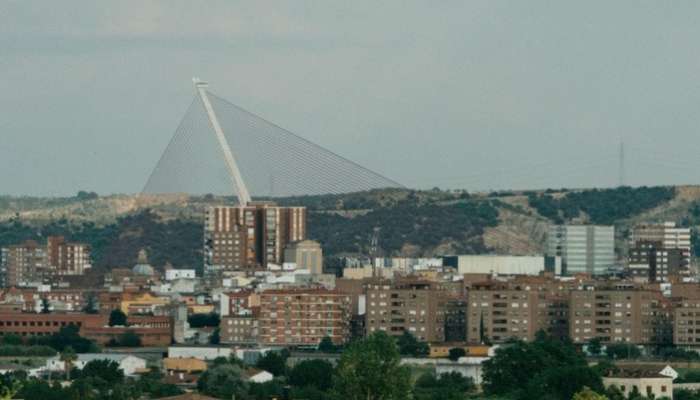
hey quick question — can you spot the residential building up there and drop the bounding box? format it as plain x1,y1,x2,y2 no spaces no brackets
569,283,672,345
631,222,691,263
258,288,351,346
466,278,570,344
219,290,259,317
203,203,306,275
284,240,323,274
365,280,457,342
547,225,615,275
220,315,258,345
47,236,91,276
2,241,49,286
628,240,684,282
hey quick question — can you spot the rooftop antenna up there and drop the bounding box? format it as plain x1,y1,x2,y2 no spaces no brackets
193,77,252,206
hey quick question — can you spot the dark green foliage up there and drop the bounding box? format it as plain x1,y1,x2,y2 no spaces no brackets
134,368,183,398
309,199,499,255
75,359,124,384
187,312,220,328
0,334,23,345
108,309,128,327
248,379,285,400
396,331,430,357
15,378,74,400
448,347,466,361
657,346,700,361
196,363,249,399
106,330,141,347
676,388,700,400
528,186,674,224
29,324,99,353
605,343,641,359
482,333,603,400
331,331,412,400
318,336,338,353
255,350,289,377
413,371,475,400
289,359,334,391
0,209,203,271
678,370,700,384
209,327,220,344
83,294,99,314
587,337,602,356
41,298,51,313
0,344,56,356
76,191,99,201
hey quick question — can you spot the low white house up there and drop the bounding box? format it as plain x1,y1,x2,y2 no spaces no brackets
45,354,147,376
245,369,274,384
165,269,197,281
168,346,232,361
602,366,676,400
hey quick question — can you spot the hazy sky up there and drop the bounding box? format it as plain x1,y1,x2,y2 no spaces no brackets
3,1,700,196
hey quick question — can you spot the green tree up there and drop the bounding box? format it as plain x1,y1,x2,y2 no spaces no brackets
41,298,51,313
482,332,603,400
572,387,608,400
396,331,429,357
59,346,77,381
134,368,183,398
256,350,289,377
331,331,411,400
413,371,474,400
197,363,249,399
78,359,124,385
209,328,220,345
107,330,141,347
289,359,334,391
605,343,641,359
1,334,23,345
318,336,338,353
187,312,220,328
448,347,466,361
83,294,98,314
588,338,602,356
109,309,128,327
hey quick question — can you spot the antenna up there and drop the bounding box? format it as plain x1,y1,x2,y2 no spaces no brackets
193,78,252,206
618,140,625,187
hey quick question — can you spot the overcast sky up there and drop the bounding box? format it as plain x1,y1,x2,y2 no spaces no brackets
3,1,700,196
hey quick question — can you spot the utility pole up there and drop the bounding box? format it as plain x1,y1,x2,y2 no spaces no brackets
193,77,252,206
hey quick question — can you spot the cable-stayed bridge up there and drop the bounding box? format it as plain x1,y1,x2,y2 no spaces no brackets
143,79,403,204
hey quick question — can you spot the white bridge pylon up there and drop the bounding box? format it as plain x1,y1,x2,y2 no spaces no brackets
193,77,252,206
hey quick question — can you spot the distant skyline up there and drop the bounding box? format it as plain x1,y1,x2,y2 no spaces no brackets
3,2,700,196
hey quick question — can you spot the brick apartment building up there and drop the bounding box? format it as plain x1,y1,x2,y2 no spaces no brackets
1,241,49,286
220,314,259,345
628,240,684,282
258,289,351,346
467,278,571,344
365,280,458,343
47,236,91,276
569,283,672,345
204,203,306,275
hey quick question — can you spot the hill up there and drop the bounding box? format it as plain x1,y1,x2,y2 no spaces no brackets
0,185,695,272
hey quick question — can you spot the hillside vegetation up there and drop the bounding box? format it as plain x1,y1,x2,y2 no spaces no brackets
0,185,691,271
